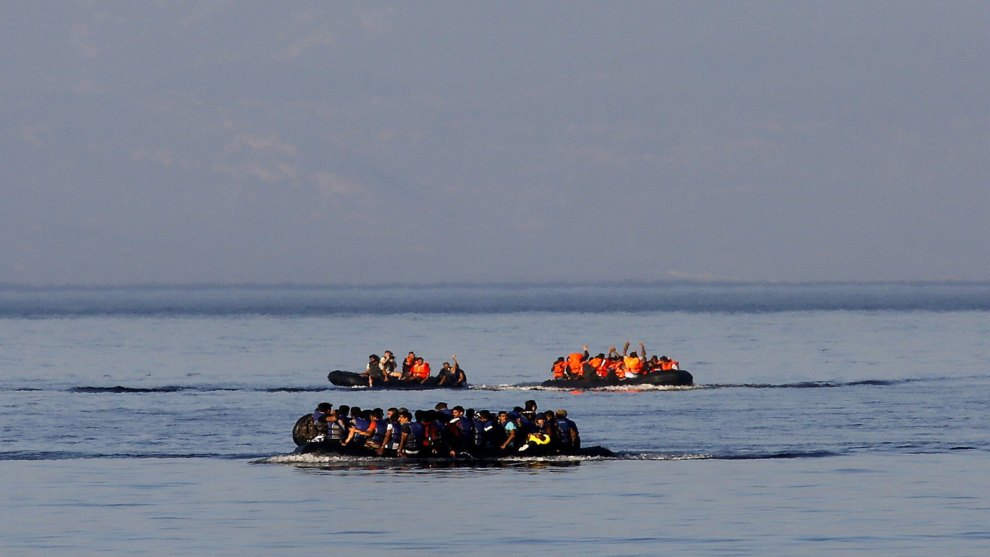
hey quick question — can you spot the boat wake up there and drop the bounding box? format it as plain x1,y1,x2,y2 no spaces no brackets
256,448,844,468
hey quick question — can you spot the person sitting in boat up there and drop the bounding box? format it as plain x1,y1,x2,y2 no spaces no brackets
401,352,417,380
312,402,333,435
436,355,467,386
343,407,376,447
434,402,452,420
550,357,568,379
656,355,680,371
445,406,475,454
473,410,499,453
377,409,402,457
408,357,432,384
566,346,590,378
523,400,538,420
645,355,660,372
511,406,534,435
321,409,346,447
396,410,422,457
363,408,387,450
359,354,387,387
418,410,446,456
380,350,399,380
587,353,608,379
519,413,556,453
435,361,455,386
497,411,518,452
554,409,580,451
620,341,648,379
335,405,351,430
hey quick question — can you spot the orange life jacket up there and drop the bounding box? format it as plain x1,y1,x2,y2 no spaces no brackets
588,356,604,369
567,352,585,377
551,361,568,379
659,359,679,371
412,362,431,379
588,357,607,378
624,356,644,374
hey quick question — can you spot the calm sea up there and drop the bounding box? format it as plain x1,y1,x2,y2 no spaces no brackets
1,283,988,556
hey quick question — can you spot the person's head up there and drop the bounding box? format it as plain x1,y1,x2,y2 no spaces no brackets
452,406,464,416
442,362,451,370
383,350,393,359
534,414,546,425
555,409,568,418
316,402,332,413
387,407,398,419
350,406,362,418
407,351,415,359
372,408,383,420
497,411,509,423
479,410,492,421
525,400,537,411
369,354,379,362
435,402,448,410
398,410,412,423
415,357,424,364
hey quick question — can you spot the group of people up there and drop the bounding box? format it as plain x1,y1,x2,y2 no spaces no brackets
551,342,680,380
359,350,467,387
305,400,580,457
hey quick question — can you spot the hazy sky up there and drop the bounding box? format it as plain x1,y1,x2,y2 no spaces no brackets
3,1,989,285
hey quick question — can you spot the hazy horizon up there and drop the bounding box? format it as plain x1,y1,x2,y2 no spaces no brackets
5,2,989,285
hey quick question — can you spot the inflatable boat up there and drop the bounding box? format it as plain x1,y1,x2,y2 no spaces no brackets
291,414,614,460
327,369,467,389
293,436,615,460
540,369,693,388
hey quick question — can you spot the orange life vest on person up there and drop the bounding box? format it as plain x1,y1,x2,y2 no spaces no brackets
605,358,621,374
588,357,607,378
412,362,431,379
624,356,644,374
552,360,568,379
659,359,679,371
567,352,585,377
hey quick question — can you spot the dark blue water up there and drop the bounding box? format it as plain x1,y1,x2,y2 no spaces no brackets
1,284,988,555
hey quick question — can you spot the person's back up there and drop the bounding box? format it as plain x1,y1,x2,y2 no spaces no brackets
436,363,454,385
554,410,580,450
324,412,345,446
313,402,332,435
624,352,644,375
475,411,497,452
567,351,586,377
452,365,466,386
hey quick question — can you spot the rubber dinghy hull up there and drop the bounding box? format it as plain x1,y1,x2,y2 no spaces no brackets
293,439,616,460
327,370,467,389
541,369,693,388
